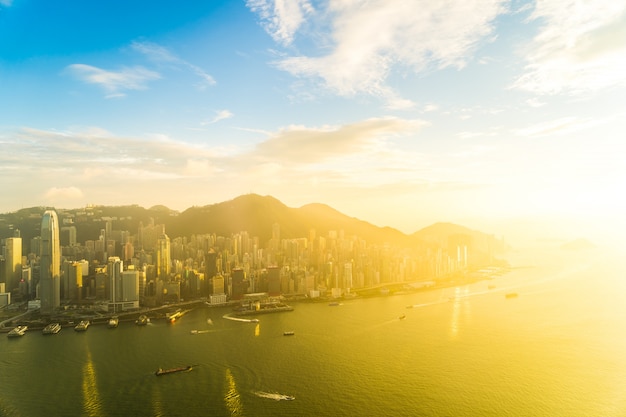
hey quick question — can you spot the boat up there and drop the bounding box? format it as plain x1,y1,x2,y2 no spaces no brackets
135,315,150,326
505,293,518,299
328,302,340,306
7,325,28,337
254,391,295,401
154,365,193,376
108,317,119,328
42,323,61,334
399,314,406,320
166,309,183,323
488,285,496,290
249,318,259,323
74,320,90,331
283,331,295,336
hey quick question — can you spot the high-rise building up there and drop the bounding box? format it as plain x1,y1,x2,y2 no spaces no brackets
108,256,123,304
4,235,22,294
40,210,60,314
157,234,171,280
68,261,83,301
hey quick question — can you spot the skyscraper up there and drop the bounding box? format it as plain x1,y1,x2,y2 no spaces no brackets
157,234,171,280
40,210,60,314
4,234,22,294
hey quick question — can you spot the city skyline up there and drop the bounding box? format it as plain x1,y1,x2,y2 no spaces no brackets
1,1,624,243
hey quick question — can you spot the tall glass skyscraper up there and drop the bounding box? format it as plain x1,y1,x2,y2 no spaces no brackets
4,235,22,294
40,210,60,314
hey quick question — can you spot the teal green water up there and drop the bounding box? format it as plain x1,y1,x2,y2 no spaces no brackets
1,246,625,416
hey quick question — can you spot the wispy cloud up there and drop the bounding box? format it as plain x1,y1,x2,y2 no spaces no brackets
249,0,506,106
66,64,160,98
254,116,428,163
131,41,216,88
246,0,314,45
202,110,234,125
44,186,84,201
7,127,223,181
0,0,12,7
513,0,626,95
514,117,599,137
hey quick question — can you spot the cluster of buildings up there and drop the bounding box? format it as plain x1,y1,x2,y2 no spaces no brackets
0,208,481,314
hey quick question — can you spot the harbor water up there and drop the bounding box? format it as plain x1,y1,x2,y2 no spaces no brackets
1,245,625,416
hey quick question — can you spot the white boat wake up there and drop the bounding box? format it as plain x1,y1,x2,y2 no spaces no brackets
222,314,259,323
253,391,295,401
190,329,211,334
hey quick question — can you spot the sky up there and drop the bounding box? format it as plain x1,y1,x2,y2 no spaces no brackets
1,0,625,242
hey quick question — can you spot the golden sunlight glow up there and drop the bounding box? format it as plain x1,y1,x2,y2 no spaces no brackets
82,351,103,417
151,381,165,417
224,368,243,416
449,287,472,340
255,323,260,337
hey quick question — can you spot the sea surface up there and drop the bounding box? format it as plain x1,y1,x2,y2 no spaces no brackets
1,244,625,417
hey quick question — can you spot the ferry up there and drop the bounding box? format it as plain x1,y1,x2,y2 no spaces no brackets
155,365,193,376
283,331,295,336
74,320,90,331
166,309,183,323
7,325,28,337
42,323,61,334
108,317,119,328
135,315,150,326
254,391,295,401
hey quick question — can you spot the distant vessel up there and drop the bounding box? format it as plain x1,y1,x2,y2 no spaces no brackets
283,331,295,336
165,308,189,323
42,323,61,334
328,302,340,306
155,365,193,376
505,293,518,299
399,314,406,320
249,318,259,323
74,320,90,331
7,325,28,337
190,329,210,334
488,285,496,290
254,391,295,401
135,315,150,326
108,317,119,328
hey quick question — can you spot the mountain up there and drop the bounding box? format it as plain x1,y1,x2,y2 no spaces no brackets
169,194,410,246
0,194,506,256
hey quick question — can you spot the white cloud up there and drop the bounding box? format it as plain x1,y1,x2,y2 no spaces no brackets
130,41,216,88
514,116,598,137
9,127,223,182
255,116,428,163
246,0,314,45
513,0,626,95
202,109,234,125
0,0,12,6
66,64,160,98
251,0,506,105
44,186,84,201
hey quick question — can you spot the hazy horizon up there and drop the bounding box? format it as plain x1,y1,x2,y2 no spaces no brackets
1,1,624,245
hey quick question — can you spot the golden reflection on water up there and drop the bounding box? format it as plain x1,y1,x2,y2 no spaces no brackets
449,287,472,340
82,351,103,417
151,381,165,417
254,323,260,337
224,368,243,416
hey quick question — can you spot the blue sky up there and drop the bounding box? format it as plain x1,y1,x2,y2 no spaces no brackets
1,0,625,241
